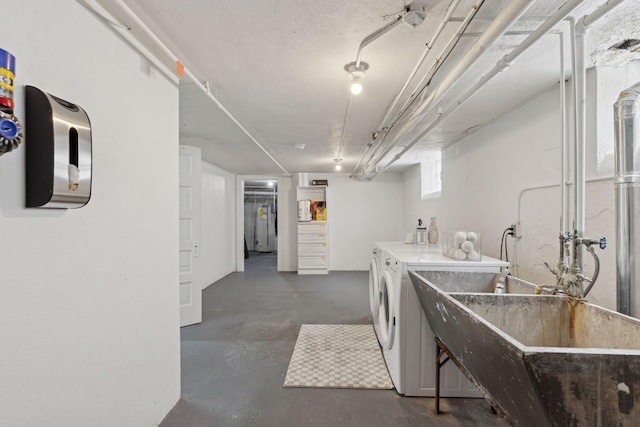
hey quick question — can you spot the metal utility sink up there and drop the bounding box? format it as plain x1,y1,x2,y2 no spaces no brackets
410,270,549,294
409,270,640,426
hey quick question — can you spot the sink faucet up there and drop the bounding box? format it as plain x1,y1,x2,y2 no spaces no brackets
494,268,511,294
545,231,605,298
544,232,572,290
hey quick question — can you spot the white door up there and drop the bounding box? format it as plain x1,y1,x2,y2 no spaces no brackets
179,145,202,327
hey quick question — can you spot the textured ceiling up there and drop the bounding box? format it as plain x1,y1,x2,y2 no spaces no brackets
93,0,639,176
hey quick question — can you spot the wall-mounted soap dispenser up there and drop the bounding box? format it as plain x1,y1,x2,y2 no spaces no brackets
25,86,92,208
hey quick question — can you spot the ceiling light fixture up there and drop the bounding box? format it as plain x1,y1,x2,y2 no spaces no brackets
344,62,369,95
334,159,343,171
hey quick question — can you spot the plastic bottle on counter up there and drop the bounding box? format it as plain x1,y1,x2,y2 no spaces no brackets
428,217,438,244
416,219,427,245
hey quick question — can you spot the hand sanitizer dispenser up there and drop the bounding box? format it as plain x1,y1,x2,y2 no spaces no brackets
25,86,92,208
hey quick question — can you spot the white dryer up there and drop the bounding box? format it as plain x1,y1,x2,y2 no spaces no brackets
374,242,509,397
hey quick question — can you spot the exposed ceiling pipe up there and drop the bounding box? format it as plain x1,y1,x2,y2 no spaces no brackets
355,12,407,69
85,0,290,176
376,0,463,133
76,0,178,84
368,0,586,180
357,0,537,179
345,7,416,171
335,92,353,163
353,2,481,177
391,3,479,123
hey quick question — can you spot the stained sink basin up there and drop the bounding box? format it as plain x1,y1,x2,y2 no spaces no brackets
409,270,640,427
410,270,553,294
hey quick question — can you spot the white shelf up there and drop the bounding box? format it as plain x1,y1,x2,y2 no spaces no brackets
297,186,328,275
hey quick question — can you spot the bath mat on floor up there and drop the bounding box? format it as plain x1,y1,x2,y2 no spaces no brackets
283,324,393,389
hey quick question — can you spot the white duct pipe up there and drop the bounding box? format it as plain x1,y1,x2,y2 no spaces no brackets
368,0,585,180
357,0,537,179
90,0,290,176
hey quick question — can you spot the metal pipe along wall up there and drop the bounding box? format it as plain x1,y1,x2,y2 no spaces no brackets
614,82,640,316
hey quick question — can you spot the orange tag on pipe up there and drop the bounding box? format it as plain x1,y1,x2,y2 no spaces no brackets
176,61,185,79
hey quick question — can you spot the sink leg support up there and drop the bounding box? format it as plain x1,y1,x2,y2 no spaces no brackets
435,339,450,414
434,337,510,423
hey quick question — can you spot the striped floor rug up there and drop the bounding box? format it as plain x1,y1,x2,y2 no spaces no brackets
283,324,393,389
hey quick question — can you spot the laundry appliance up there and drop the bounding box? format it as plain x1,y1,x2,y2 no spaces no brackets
374,242,508,397
369,244,384,339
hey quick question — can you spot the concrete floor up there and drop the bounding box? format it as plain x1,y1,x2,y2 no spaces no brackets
244,250,278,272
160,271,508,427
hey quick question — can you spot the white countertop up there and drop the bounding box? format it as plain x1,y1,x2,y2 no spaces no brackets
375,241,509,268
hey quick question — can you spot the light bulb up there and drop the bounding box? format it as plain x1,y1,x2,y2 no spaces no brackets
350,79,362,95
335,163,342,171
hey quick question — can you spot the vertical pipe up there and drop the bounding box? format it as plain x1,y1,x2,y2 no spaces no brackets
560,31,568,235
614,82,640,316
569,18,586,274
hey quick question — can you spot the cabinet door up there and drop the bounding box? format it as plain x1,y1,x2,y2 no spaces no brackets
298,256,328,269
298,244,327,256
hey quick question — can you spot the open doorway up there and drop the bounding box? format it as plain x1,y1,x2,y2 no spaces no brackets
243,180,278,271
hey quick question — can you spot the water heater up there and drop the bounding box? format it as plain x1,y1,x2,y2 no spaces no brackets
25,86,92,208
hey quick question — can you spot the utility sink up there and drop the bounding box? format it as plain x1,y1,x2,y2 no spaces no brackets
409,270,640,427
410,270,550,294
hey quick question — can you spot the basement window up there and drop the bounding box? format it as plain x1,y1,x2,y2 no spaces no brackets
420,152,442,199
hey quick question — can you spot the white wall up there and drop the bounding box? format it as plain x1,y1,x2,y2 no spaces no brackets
278,176,296,271
305,173,405,270
404,69,624,310
200,161,236,288
1,2,180,425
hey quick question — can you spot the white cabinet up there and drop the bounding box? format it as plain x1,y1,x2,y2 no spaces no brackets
297,186,328,275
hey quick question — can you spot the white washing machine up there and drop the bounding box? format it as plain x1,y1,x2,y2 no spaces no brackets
375,242,509,397
369,245,384,340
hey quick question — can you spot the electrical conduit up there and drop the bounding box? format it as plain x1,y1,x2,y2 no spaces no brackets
87,0,290,176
